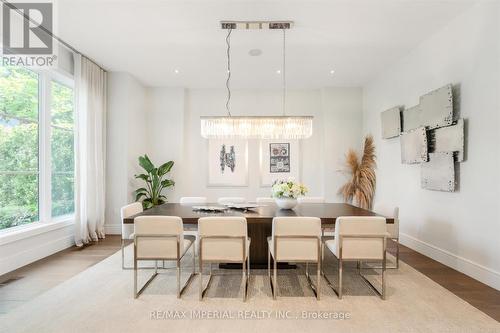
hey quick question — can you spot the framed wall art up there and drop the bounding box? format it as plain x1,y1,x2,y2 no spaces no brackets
207,139,248,187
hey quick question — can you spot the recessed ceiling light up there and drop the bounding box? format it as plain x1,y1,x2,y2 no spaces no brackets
276,70,281,74
330,70,335,75
248,49,262,56
174,69,179,74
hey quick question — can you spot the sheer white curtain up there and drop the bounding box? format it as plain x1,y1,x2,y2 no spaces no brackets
74,54,107,246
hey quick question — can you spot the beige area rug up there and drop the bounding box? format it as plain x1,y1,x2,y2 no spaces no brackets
1,245,499,333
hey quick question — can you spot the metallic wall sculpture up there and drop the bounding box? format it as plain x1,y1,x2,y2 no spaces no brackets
421,152,455,192
381,83,466,192
429,118,464,162
400,127,428,164
402,104,422,132
381,107,401,139
419,84,453,130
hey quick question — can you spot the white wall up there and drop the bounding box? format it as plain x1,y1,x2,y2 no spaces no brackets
104,85,363,231
145,87,362,203
105,72,148,234
362,2,500,289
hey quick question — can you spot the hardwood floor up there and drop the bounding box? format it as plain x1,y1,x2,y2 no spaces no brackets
0,236,499,323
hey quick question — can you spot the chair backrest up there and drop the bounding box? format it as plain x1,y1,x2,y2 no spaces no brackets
217,197,246,205
373,202,399,238
198,217,248,262
120,202,143,240
256,197,275,204
334,216,387,260
134,216,184,260
298,196,325,204
180,196,208,204
271,217,321,262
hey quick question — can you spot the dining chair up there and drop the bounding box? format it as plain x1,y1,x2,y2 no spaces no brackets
322,216,388,300
373,203,400,269
298,197,334,243
297,196,325,204
217,197,246,205
256,197,275,204
179,196,208,254
120,202,143,270
268,217,322,300
133,216,196,299
198,217,250,301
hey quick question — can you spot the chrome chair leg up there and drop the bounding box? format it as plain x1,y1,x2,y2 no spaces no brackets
316,260,321,301
305,262,321,300
395,238,400,269
338,258,343,299
122,239,135,270
200,263,214,300
361,238,399,269
273,256,277,300
176,245,197,299
134,259,159,299
358,257,387,300
242,258,247,301
133,257,137,298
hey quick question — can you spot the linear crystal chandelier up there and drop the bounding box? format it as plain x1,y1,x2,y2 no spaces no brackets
200,21,313,139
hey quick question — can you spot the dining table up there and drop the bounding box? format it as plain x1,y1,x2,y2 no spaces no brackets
123,202,394,268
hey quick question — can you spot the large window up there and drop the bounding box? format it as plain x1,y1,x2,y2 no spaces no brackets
0,66,74,231
51,81,75,218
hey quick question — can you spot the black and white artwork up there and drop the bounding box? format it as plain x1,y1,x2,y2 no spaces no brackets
269,143,290,173
208,139,248,186
219,144,236,173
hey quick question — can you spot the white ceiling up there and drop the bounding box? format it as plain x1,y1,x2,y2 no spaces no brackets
57,0,475,89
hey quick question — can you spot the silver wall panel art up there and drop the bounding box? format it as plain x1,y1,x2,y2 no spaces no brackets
381,107,401,139
419,84,453,130
429,118,465,162
402,105,422,132
400,127,428,164
421,152,455,192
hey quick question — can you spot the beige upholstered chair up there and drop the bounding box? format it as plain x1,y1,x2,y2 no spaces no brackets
120,202,143,270
198,217,250,301
217,197,246,205
255,197,275,204
298,197,334,240
133,216,196,299
268,217,322,300
297,196,325,204
373,202,400,268
179,196,208,254
179,197,208,205
323,216,388,299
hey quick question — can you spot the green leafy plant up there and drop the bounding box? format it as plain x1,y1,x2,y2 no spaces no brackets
134,154,175,209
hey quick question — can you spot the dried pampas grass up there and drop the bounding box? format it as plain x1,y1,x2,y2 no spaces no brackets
338,135,376,210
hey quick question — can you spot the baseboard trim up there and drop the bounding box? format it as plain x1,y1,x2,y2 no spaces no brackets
104,224,122,235
400,233,500,291
0,234,75,276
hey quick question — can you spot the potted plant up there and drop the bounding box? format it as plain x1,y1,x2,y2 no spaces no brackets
271,178,308,209
134,154,175,209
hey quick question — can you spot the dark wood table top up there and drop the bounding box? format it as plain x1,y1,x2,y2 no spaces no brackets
123,203,394,225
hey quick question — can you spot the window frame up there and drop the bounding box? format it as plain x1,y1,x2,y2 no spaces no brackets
0,67,75,235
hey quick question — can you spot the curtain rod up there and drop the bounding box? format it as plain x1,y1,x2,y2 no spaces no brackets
1,0,108,72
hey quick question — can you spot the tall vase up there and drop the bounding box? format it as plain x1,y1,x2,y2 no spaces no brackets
275,198,298,210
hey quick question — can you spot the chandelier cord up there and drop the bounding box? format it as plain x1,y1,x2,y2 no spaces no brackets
225,28,232,117
282,28,286,116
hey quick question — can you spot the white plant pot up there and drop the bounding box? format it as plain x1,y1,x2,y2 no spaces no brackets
275,198,298,210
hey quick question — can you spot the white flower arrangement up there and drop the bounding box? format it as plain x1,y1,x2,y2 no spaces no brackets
271,178,308,199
